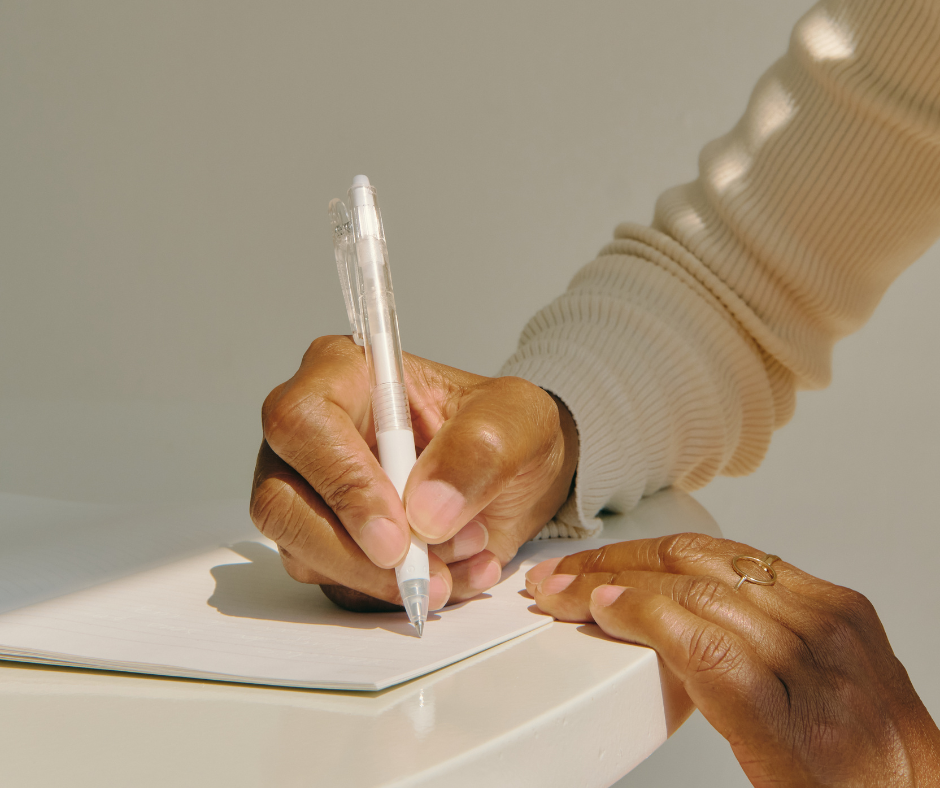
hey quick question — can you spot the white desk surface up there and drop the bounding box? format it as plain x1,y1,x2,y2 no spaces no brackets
0,489,720,788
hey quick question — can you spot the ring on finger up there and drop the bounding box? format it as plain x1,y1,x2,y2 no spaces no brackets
732,554,780,590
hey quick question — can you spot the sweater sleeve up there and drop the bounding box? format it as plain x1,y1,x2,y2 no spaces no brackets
500,0,940,538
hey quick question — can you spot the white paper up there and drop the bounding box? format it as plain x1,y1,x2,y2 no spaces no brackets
0,497,615,690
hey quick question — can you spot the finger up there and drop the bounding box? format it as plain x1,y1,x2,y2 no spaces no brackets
524,556,563,593
531,571,613,621
427,520,489,564
445,549,503,604
261,336,410,569
250,440,405,602
589,585,786,747
532,569,795,661
551,535,819,610
403,377,565,543
426,551,453,611
253,441,454,610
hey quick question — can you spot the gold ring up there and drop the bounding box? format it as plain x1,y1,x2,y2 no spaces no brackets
732,554,779,590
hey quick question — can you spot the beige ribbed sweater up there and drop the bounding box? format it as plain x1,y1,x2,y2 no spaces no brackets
500,0,940,539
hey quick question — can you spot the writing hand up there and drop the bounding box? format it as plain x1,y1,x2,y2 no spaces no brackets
250,335,578,611
526,534,940,787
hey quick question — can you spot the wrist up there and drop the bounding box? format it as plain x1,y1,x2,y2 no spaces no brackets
548,392,579,518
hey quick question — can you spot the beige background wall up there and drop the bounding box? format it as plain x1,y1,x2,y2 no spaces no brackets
2,2,938,785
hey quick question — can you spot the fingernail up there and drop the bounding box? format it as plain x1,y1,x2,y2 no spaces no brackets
592,585,626,607
408,480,466,540
538,573,576,595
467,556,501,592
429,573,450,611
450,520,489,562
525,557,562,586
360,518,407,568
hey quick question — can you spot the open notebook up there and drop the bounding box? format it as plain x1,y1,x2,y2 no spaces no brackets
0,494,609,691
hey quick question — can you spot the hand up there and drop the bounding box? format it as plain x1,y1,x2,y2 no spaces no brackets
525,534,940,787
249,335,579,611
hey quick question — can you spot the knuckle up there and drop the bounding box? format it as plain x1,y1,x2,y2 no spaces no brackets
262,389,324,454
680,575,730,615
686,625,743,678
306,334,346,357
249,481,287,540
454,418,515,476
261,387,300,442
249,481,308,550
260,384,286,434
817,586,883,650
311,456,373,515
494,375,538,400
831,586,877,621
581,544,618,574
797,608,868,671
492,375,559,436
278,548,319,584
658,533,720,569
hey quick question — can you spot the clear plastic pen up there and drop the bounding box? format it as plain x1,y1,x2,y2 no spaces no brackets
329,175,430,637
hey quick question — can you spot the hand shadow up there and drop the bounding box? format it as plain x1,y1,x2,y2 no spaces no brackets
207,541,439,636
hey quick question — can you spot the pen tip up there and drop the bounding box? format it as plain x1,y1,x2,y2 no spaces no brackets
415,620,424,638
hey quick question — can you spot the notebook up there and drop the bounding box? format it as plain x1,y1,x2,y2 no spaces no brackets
0,494,608,691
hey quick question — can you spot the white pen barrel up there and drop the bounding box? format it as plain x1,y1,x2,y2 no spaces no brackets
377,428,429,600
375,428,416,497
346,175,429,635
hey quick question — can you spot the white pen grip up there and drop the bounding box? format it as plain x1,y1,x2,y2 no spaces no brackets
372,381,412,436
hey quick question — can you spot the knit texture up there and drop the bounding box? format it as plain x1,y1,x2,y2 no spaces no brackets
502,0,940,538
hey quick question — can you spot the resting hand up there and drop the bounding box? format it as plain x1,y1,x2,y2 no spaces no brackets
250,335,578,611
526,534,940,787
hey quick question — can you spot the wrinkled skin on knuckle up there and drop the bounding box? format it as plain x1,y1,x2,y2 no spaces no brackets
657,532,722,571
506,377,562,452
249,479,296,545
680,575,730,617
262,336,366,454
262,386,323,456
685,624,745,681
302,334,363,371
508,376,560,430
578,544,620,575
828,586,883,636
269,499,310,553
305,452,373,516
796,609,860,671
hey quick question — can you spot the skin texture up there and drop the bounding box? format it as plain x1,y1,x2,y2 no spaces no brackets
249,334,579,611
525,534,940,788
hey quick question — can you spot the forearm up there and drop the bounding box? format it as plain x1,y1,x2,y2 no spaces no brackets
503,0,940,534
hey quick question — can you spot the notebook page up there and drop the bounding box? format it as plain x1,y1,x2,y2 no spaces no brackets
0,537,616,691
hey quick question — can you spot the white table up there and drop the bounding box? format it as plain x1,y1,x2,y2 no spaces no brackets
0,489,720,788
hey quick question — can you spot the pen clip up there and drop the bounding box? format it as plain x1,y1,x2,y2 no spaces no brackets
329,197,364,346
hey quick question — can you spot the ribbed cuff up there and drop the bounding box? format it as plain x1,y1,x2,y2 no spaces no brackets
500,337,649,539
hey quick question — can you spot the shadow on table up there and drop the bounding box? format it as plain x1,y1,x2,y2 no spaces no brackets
207,541,440,636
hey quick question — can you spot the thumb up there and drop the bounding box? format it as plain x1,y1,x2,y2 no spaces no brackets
403,376,563,555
